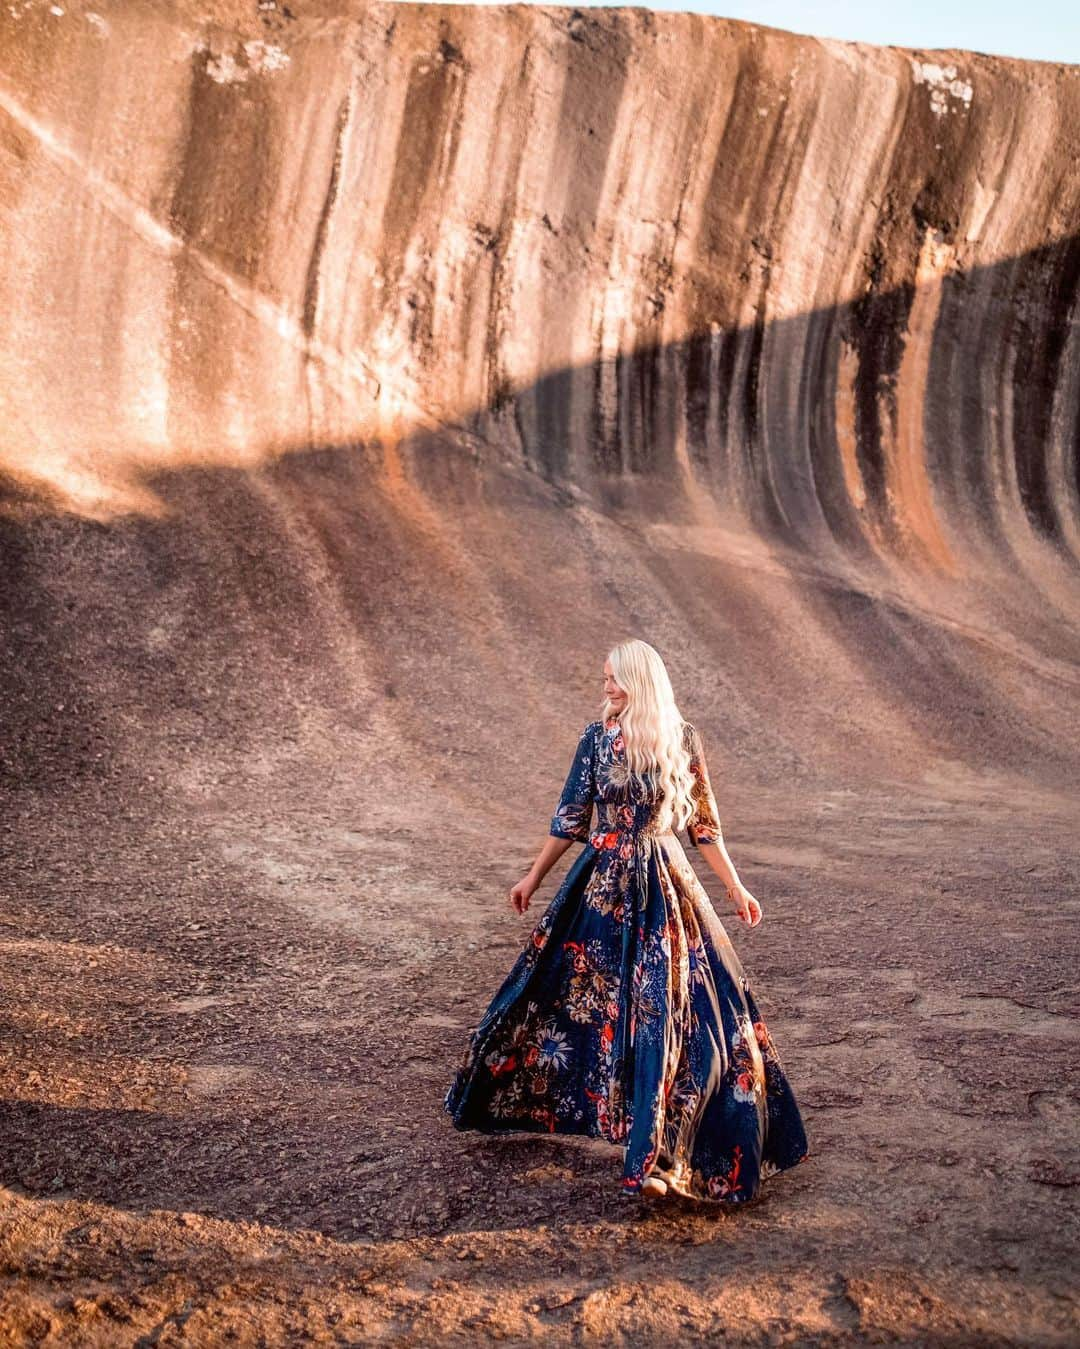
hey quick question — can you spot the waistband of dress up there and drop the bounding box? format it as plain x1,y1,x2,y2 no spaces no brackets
588,827,679,849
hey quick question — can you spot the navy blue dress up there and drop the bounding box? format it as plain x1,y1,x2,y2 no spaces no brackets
444,716,810,1203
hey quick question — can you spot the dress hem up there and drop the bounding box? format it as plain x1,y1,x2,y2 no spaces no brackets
444,1108,810,1206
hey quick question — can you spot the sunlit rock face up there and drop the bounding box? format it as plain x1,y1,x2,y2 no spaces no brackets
0,2,1078,800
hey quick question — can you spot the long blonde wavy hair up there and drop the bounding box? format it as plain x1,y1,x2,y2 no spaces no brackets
601,638,697,834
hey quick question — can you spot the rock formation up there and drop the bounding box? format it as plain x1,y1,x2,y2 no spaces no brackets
1,1,1078,800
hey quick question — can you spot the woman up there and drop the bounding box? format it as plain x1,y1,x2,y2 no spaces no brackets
444,638,809,1203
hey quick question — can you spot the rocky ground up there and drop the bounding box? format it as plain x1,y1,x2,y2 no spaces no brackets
2,725,1077,1345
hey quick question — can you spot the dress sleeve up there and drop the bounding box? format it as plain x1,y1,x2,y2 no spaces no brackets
685,722,722,848
549,721,597,843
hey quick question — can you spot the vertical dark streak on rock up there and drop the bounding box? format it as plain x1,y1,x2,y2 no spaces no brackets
591,354,618,475
629,341,661,476
713,327,739,492
302,89,351,340
743,310,790,538
932,259,1008,539
518,368,571,484
522,20,632,483
684,331,712,473
697,58,794,535
378,43,463,295
482,42,534,438
166,54,211,246
697,63,751,267
1011,234,1080,540
438,28,469,193
803,308,869,559
550,19,632,241
850,260,915,541
167,47,275,281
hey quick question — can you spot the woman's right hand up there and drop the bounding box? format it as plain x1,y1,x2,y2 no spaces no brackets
510,874,539,914
727,882,762,927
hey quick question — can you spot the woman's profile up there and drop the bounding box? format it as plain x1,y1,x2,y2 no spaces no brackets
444,638,810,1203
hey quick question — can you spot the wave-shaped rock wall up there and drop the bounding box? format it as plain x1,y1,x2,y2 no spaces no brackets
1,1,1079,805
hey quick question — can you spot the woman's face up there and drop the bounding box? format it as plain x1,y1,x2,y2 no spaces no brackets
603,660,628,714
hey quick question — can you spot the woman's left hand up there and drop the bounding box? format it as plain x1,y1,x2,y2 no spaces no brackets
727,883,762,927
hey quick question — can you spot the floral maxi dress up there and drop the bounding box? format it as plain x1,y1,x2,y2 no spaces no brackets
443,716,810,1203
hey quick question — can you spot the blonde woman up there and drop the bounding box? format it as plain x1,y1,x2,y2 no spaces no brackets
444,638,809,1204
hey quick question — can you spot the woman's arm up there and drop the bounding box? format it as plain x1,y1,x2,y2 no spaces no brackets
510,835,574,913
694,836,740,894
511,723,596,914
685,722,762,927
695,835,762,927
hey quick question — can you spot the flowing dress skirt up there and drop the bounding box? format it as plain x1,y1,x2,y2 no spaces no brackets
444,831,810,1203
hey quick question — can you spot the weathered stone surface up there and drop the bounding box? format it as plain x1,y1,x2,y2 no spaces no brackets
0,1,1077,786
